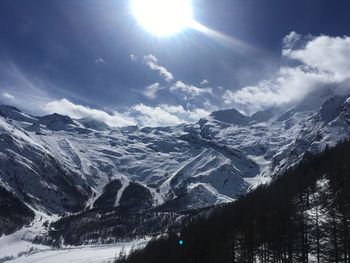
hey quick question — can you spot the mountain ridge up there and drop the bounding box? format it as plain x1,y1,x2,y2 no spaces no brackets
1,91,350,239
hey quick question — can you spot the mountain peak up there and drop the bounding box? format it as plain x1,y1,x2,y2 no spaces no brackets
38,113,77,131
251,108,276,122
210,108,251,125
319,95,347,122
0,104,37,123
78,117,111,131
0,104,22,113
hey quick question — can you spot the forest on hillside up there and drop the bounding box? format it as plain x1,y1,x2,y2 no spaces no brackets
0,186,34,236
117,141,350,263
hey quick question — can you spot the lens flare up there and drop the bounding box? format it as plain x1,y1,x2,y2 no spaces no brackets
132,0,193,37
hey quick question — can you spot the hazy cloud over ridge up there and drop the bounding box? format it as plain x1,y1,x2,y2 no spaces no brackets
44,99,137,127
2,92,15,100
43,98,209,128
223,33,350,114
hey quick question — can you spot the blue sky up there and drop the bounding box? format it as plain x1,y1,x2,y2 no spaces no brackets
1,0,350,127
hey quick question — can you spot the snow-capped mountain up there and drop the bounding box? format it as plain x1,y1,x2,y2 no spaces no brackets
1,91,350,220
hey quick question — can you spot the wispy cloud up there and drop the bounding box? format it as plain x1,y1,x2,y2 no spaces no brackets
43,99,136,127
0,57,212,127
42,98,210,128
132,103,209,127
140,55,215,109
170,81,212,97
143,54,174,82
130,54,137,62
143,83,162,99
2,92,15,100
200,79,209,86
223,33,350,113
282,31,303,49
94,57,105,65
1,62,50,96
0,61,99,115
0,61,59,114
283,34,350,82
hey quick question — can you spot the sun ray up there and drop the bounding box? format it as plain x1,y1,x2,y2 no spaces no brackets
190,21,260,54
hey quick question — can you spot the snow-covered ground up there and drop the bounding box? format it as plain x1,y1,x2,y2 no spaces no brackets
5,240,149,263
0,212,149,263
0,213,55,260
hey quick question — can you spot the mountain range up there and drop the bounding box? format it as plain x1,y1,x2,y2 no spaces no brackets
1,88,350,236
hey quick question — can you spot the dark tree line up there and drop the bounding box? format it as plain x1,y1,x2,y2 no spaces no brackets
37,207,191,246
117,140,350,263
0,186,34,235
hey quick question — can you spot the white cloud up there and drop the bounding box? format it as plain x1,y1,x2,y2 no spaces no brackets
2,92,15,100
200,79,209,86
223,34,350,113
132,104,183,126
0,60,211,127
143,83,162,99
170,81,212,97
282,31,302,49
159,104,209,122
130,54,137,62
95,57,105,65
43,99,136,128
42,98,209,128
284,35,350,82
140,54,214,106
224,66,332,112
132,103,209,127
143,54,174,82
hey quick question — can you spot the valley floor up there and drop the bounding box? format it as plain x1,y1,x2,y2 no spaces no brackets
5,240,149,263
0,213,149,263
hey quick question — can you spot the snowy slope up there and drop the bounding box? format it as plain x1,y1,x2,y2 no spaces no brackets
6,239,148,263
0,116,90,214
0,213,54,260
6,240,147,263
0,208,148,262
2,233,148,263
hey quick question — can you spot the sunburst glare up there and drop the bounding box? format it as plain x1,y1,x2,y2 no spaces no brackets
131,0,193,37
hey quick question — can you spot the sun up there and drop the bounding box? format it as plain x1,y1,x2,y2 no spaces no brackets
131,0,193,37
